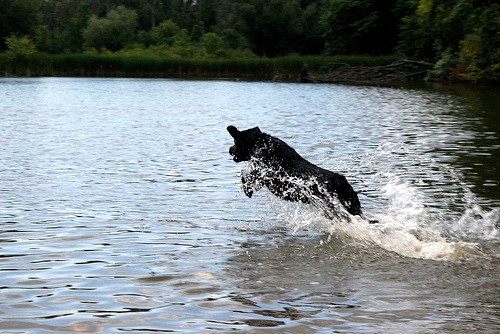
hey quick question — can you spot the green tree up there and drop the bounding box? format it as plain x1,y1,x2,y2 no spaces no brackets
201,32,224,55
323,0,399,55
298,1,325,55
167,0,198,32
5,35,37,59
66,4,91,52
396,0,434,58
82,5,138,51
397,0,499,81
197,0,217,32
221,28,249,50
150,19,180,46
171,29,202,58
397,0,471,59
33,0,90,53
140,0,163,28
0,0,43,50
190,22,205,42
459,3,500,81
34,25,53,53
253,0,304,56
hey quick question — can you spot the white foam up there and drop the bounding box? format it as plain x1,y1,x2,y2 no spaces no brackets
267,201,485,261
248,139,500,261
446,190,500,242
261,157,498,261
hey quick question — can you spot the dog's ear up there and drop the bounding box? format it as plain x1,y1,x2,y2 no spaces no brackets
251,127,262,134
227,125,240,139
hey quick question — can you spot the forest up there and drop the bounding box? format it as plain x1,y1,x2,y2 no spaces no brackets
0,0,498,82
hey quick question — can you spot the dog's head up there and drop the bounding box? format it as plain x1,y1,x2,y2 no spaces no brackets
227,125,262,162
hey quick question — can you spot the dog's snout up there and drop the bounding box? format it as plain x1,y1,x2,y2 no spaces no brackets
229,145,241,162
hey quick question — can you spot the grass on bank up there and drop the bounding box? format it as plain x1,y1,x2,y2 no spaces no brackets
0,52,400,80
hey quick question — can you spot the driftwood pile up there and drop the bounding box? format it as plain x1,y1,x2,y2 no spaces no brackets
300,59,434,85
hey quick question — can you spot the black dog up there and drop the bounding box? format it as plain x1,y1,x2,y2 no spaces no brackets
227,125,363,219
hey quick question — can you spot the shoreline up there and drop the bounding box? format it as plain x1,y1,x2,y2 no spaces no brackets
0,53,400,83
1,53,496,85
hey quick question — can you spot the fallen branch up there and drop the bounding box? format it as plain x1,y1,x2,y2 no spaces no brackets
300,59,434,84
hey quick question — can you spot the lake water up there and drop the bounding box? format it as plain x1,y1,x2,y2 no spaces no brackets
0,77,498,333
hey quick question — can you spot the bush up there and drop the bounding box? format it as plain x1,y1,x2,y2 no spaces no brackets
4,35,37,59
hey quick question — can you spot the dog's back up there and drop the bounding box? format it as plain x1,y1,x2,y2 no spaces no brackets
264,135,361,216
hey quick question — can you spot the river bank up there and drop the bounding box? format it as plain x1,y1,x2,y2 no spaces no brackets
0,53,408,82
2,53,496,85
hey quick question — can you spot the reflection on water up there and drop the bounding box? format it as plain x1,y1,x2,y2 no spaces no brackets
0,78,498,333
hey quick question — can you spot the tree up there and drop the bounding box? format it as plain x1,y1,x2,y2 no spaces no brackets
459,3,500,81
221,28,249,50
66,4,91,52
297,1,325,55
323,0,400,55
190,22,205,42
197,0,217,32
253,0,304,56
167,0,198,32
150,19,180,46
396,0,434,58
0,0,43,50
144,0,162,28
82,5,138,51
5,35,37,59
201,32,224,55
397,0,499,81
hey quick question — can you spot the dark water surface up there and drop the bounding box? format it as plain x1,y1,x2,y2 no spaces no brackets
0,78,498,333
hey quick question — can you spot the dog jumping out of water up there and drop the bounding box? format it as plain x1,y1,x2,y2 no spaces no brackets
227,125,365,220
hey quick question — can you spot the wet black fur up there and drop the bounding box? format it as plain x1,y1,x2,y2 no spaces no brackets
227,125,362,217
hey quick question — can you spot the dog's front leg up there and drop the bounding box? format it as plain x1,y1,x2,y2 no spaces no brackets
241,162,263,198
241,172,254,197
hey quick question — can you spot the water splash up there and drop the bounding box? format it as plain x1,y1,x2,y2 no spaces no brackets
261,142,499,261
358,174,492,260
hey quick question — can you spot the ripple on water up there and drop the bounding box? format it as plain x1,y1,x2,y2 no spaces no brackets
0,78,498,333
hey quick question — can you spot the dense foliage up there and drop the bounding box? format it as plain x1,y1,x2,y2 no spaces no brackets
0,0,498,81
